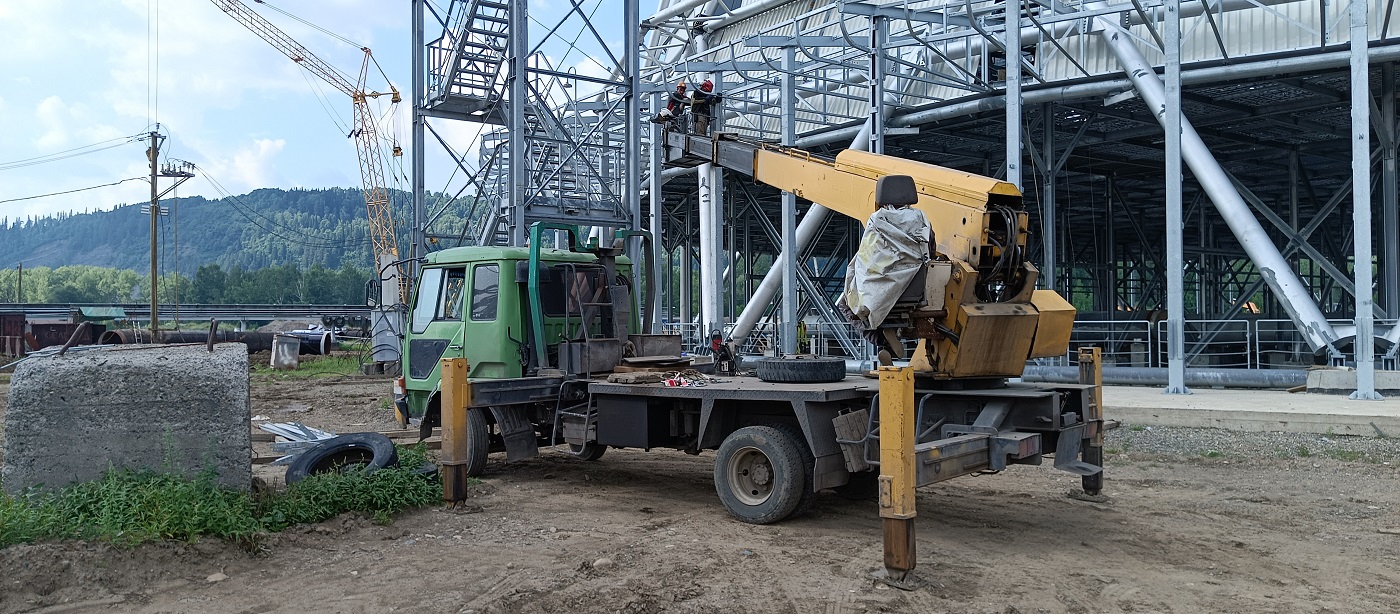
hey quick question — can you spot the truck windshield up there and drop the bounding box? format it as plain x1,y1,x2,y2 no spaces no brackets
411,267,444,334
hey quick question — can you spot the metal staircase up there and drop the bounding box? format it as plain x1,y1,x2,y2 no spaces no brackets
426,0,511,121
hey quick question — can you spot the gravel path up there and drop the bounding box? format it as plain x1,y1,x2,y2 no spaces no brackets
1106,423,1400,464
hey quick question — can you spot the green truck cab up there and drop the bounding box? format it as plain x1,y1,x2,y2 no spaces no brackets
392,238,639,432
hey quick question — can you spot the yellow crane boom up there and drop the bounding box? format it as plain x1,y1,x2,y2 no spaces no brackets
211,0,406,301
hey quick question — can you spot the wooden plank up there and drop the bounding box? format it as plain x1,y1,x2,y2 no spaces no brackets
832,409,871,472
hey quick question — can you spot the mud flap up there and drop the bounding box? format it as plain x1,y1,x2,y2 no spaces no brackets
490,406,540,461
1053,423,1101,476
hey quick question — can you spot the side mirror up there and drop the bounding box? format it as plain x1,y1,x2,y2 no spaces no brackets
365,278,381,308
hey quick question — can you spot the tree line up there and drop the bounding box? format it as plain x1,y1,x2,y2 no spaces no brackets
0,263,372,305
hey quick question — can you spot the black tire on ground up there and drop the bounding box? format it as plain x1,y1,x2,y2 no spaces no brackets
285,433,400,484
831,471,880,501
462,408,490,477
755,357,847,383
714,425,811,524
568,442,608,461
767,423,818,516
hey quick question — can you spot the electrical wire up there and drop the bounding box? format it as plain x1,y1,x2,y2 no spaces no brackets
0,134,142,171
0,177,147,205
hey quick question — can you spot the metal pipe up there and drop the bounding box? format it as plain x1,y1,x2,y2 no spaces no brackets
1021,366,1307,389
1090,3,1339,353
794,42,1400,150
696,29,723,338
780,45,798,355
96,330,334,355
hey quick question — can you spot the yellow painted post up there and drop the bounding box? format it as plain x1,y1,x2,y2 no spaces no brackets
440,358,471,503
877,366,917,579
1077,347,1104,495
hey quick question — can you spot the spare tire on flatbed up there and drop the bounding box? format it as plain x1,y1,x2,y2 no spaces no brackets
755,356,847,383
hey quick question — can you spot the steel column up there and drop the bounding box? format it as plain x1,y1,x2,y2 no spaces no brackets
1350,0,1381,399
1383,63,1400,319
508,0,528,247
1005,0,1022,190
625,0,644,317
1092,4,1340,354
781,46,799,355
411,0,425,280
871,17,887,155
649,91,664,332
1164,0,1190,394
1040,102,1055,290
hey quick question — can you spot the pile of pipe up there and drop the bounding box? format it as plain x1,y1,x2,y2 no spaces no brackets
97,329,335,355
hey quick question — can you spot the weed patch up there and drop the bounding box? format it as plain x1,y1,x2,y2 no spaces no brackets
252,354,362,379
0,446,439,549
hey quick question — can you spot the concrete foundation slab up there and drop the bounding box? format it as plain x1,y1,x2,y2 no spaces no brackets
1305,368,1400,395
2,344,251,494
1105,386,1400,437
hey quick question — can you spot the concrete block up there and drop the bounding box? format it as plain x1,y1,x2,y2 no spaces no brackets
1306,368,1400,395
2,344,251,494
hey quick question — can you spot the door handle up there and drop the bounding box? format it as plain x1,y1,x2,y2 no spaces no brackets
449,345,462,350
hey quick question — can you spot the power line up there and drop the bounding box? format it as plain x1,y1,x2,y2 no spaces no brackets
0,135,141,171
0,177,147,205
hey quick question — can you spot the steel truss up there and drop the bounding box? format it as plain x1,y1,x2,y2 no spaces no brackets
635,0,1400,396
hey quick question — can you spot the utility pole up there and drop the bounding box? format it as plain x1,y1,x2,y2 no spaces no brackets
141,127,195,340
148,131,160,339
16,262,21,304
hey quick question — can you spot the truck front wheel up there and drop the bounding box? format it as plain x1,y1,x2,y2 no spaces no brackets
462,408,490,477
569,442,607,461
714,425,810,524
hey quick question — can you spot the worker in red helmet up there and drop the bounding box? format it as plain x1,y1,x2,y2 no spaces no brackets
690,79,722,135
651,80,690,124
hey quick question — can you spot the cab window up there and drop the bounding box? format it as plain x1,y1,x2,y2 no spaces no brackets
437,268,467,320
410,267,444,334
471,264,500,321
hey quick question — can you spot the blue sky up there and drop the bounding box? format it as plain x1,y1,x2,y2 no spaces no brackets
0,0,415,220
0,0,633,222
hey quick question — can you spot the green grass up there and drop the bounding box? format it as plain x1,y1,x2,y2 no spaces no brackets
1130,425,1146,432
1297,445,1312,458
252,354,362,379
1203,450,1224,458
0,445,440,549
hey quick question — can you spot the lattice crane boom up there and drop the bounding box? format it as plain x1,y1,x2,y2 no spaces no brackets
211,0,406,302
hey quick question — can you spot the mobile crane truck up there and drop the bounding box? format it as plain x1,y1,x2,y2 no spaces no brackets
393,128,1102,582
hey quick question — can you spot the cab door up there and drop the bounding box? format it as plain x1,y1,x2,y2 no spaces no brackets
404,266,467,389
459,262,516,378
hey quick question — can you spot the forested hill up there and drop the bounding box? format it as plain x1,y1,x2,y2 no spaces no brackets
0,187,440,272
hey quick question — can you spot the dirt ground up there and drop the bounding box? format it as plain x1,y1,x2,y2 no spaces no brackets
4,365,1400,613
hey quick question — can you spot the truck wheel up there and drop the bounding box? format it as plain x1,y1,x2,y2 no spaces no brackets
755,357,846,383
770,424,818,516
714,425,809,524
569,442,607,461
462,408,490,477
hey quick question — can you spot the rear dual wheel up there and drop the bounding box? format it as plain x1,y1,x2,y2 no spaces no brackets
714,425,815,524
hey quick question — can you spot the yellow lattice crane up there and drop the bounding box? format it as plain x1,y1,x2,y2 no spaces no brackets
211,0,406,302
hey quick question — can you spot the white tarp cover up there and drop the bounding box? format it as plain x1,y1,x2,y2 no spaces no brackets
841,207,932,329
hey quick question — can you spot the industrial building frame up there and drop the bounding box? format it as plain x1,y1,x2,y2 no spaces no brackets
412,0,1400,397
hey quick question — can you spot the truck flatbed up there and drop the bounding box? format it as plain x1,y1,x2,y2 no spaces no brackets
587,374,877,402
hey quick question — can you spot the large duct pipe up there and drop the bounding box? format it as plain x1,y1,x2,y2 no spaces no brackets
97,330,334,355
794,42,1400,150
1022,366,1307,389
1090,4,1339,352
